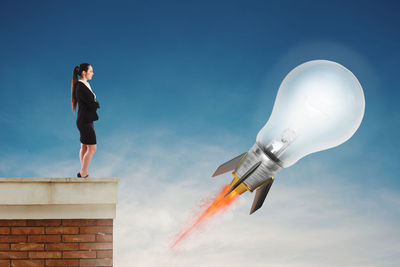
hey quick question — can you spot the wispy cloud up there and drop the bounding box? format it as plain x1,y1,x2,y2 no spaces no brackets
1,130,399,266
98,131,399,267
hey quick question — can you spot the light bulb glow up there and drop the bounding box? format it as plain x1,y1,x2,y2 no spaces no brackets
256,60,365,168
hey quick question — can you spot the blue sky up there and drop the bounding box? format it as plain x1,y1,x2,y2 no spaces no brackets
0,0,399,266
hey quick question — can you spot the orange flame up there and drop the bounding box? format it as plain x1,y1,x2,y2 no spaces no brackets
170,184,239,249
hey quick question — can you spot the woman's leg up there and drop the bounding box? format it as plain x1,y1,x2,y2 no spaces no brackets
80,144,97,176
80,143,88,167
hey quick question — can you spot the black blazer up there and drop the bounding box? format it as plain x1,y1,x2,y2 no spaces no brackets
75,81,100,124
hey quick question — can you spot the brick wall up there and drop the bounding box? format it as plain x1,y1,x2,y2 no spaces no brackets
0,219,113,267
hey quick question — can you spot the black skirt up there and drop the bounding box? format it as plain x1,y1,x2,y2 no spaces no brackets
77,121,97,145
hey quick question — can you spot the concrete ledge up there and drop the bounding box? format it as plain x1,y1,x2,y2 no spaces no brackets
0,178,119,219
0,177,119,183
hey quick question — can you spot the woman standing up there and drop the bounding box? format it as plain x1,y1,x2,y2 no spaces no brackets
71,63,100,178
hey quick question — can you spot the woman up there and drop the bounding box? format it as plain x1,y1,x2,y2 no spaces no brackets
71,63,100,178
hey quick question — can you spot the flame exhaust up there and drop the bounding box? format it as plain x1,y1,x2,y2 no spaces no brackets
170,184,239,249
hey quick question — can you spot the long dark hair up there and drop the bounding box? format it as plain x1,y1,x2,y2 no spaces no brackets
71,63,90,114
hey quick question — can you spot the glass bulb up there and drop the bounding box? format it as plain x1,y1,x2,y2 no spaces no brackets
256,60,365,168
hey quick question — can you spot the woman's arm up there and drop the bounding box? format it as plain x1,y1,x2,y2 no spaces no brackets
77,84,99,110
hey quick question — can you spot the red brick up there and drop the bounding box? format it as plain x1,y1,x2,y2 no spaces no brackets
10,243,44,251
0,244,9,251
79,258,113,266
0,228,10,235
79,227,112,235
11,227,44,235
0,252,28,259
95,234,112,242
0,221,26,227
95,220,113,226
45,259,78,266
79,243,112,250
45,243,78,251
62,251,96,259
11,259,44,266
96,251,112,258
27,235,60,243
0,260,9,267
61,220,97,227
45,227,78,235
28,252,61,259
62,235,95,243
26,220,61,227
0,236,26,243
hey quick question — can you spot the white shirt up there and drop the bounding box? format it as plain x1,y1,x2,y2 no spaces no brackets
78,79,96,101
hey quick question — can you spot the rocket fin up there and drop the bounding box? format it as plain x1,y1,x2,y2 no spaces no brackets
249,178,274,215
212,152,247,177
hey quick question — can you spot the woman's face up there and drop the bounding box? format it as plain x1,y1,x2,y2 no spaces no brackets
82,65,94,80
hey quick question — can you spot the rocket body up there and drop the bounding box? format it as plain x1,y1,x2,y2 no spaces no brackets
212,143,283,214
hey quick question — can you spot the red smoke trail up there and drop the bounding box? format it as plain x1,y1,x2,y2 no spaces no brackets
170,184,239,249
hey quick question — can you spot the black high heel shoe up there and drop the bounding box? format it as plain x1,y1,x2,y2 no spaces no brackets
77,172,89,178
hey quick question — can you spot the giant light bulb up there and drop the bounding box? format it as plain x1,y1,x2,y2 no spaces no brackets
212,59,365,214
257,59,365,168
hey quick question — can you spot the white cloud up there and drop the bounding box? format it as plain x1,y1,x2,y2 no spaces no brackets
102,132,400,267
1,129,399,266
